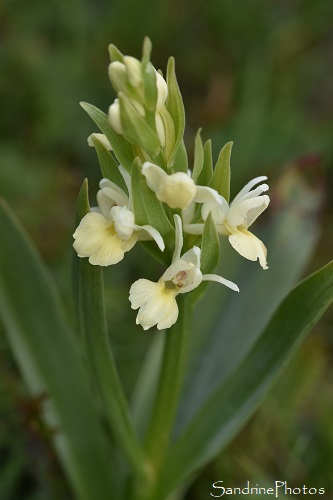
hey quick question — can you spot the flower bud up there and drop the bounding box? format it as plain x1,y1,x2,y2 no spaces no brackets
123,56,143,87
155,112,166,148
108,99,123,135
156,72,168,110
108,61,127,92
158,172,196,209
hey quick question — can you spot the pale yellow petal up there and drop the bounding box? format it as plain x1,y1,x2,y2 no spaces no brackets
228,229,268,269
73,212,137,266
142,162,167,192
129,279,178,330
157,172,196,209
232,176,268,204
227,197,266,228
202,274,239,292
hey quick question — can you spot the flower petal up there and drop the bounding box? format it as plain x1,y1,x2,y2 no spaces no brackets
227,196,268,228
228,229,268,269
193,186,222,205
136,224,165,251
129,279,179,330
245,194,270,227
158,172,196,209
202,199,228,225
162,259,195,282
111,206,135,239
183,223,205,235
232,176,268,204
172,214,183,263
142,162,167,192
97,179,129,217
73,212,137,266
182,201,196,225
202,273,239,292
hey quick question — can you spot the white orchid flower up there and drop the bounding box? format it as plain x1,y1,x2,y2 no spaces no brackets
129,215,239,330
141,162,221,210
73,168,165,266
184,176,270,269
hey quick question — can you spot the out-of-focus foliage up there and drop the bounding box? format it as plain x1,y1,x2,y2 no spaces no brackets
1,0,333,498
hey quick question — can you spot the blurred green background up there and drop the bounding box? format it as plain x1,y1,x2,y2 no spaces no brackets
1,0,333,498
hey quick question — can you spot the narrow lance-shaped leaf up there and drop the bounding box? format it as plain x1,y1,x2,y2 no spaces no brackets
73,181,151,488
131,158,174,255
209,141,233,202
108,43,124,63
91,136,127,192
190,213,220,305
0,200,114,500
119,93,160,158
141,36,152,66
197,139,213,186
80,102,134,171
160,260,333,495
172,139,188,173
165,57,185,169
178,168,323,433
200,212,220,275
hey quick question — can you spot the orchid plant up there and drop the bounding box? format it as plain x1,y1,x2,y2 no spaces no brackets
0,38,332,500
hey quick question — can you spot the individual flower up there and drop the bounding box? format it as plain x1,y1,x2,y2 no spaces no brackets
129,215,239,330
141,162,221,210
184,176,270,269
73,168,164,266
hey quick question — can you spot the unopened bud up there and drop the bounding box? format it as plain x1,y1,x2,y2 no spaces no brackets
108,61,127,92
124,56,142,87
155,113,166,148
156,72,168,110
108,99,123,135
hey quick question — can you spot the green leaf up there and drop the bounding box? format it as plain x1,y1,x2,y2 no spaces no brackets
0,200,114,500
209,141,233,202
192,129,204,183
91,135,127,192
76,238,149,479
197,139,213,186
165,57,185,169
172,139,188,173
80,102,134,170
162,260,333,494
141,36,152,66
189,213,220,305
119,93,160,158
142,62,158,115
179,186,322,432
131,158,174,255
108,43,124,63
200,212,220,275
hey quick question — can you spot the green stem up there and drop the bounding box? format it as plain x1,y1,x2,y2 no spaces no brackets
134,296,191,499
79,260,151,482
